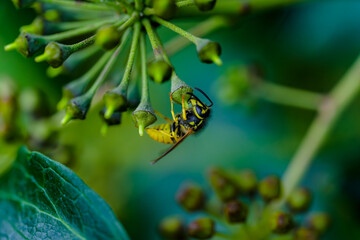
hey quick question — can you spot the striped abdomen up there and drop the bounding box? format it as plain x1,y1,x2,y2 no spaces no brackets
146,123,175,144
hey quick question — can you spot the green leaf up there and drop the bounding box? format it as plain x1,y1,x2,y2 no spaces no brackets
0,146,130,240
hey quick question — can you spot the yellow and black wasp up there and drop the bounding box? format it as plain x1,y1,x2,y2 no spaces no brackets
146,87,213,164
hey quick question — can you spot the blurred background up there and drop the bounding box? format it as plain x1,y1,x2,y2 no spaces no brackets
1,0,360,239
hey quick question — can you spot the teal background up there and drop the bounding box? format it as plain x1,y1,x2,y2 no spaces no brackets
1,0,360,239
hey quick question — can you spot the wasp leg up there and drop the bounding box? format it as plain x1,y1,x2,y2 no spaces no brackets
154,110,172,123
182,94,187,120
169,92,177,122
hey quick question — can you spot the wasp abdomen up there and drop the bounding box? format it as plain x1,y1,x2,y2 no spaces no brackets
146,123,175,144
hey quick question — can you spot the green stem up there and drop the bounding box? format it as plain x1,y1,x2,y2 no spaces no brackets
118,12,139,31
134,0,143,10
43,16,120,41
152,16,201,44
162,16,230,57
142,18,162,56
40,0,114,11
255,81,324,111
88,0,133,12
152,30,172,67
71,35,96,51
140,33,150,103
176,0,194,8
175,0,308,17
275,53,360,207
119,23,141,90
88,30,131,95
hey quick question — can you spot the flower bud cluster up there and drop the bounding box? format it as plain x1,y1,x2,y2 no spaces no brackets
159,167,331,239
5,0,222,135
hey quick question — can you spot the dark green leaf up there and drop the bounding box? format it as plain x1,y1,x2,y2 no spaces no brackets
0,147,130,240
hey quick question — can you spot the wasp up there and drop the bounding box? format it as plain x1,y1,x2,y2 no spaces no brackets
146,87,213,164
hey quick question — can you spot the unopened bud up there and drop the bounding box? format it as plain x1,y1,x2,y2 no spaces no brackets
208,167,238,202
196,39,222,66
187,218,215,239
258,175,281,202
96,25,123,50
233,169,257,195
294,227,318,240
194,0,217,11
287,187,312,213
176,183,205,212
158,216,186,240
269,211,294,234
307,212,330,235
148,58,173,83
153,0,177,20
62,92,93,125
4,32,48,57
170,73,193,105
224,200,248,223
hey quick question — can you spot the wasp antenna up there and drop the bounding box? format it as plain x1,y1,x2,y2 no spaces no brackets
195,87,213,107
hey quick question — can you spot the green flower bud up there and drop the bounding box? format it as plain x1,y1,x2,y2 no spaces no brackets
100,107,122,126
176,183,205,212
159,216,186,240
307,213,331,235
44,9,61,22
153,0,177,20
35,42,74,68
287,187,312,213
20,17,44,35
258,175,281,202
148,58,173,83
233,169,257,195
170,73,193,105
224,200,248,223
132,100,157,136
96,25,123,50
194,0,217,11
4,32,48,57
103,86,128,119
11,0,36,8
187,218,215,239
294,227,318,240
61,91,93,125
196,39,222,66
269,211,294,234
208,167,238,202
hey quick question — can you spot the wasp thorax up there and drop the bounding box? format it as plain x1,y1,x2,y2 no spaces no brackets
194,0,217,11
96,25,123,50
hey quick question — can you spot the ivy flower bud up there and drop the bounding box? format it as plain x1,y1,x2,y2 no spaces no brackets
176,183,206,212
62,91,93,125
233,169,257,195
294,227,318,240
287,187,312,213
153,0,177,20
158,216,186,240
11,0,36,8
269,211,294,234
208,167,238,202
35,42,72,68
20,17,44,35
194,0,217,12
103,85,129,119
258,175,281,202
100,107,122,126
148,57,173,83
4,32,48,57
170,73,193,105
187,218,215,239
96,25,123,50
196,39,222,66
224,200,248,223
132,100,157,136
307,213,331,235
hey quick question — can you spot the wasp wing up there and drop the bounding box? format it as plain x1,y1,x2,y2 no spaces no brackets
151,130,193,165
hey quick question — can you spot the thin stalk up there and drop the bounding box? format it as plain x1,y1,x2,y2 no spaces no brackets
152,16,201,44
163,16,230,57
43,17,120,41
88,0,133,12
70,35,96,51
175,0,308,17
152,30,172,67
40,0,114,11
134,0,143,10
119,23,141,89
274,53,360,207
142,18,162,56
118,12,139,31
88,30,131,95
140,33,150,103
255,81,324,111
176,0,194,8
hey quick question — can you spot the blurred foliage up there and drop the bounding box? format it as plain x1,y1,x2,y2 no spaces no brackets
1,0,360,239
